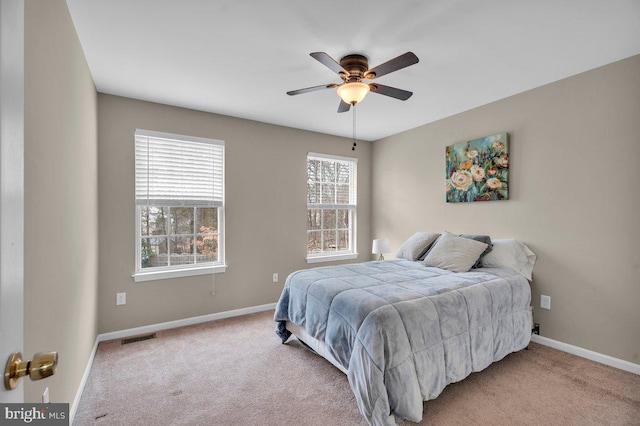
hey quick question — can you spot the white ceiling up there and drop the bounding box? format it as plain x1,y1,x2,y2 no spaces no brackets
65,0,640,141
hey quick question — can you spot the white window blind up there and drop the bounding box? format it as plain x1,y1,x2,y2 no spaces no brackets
135,129,224,207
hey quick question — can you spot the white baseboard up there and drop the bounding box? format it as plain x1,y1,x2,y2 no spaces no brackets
530,334,640,375
97,302,277,343
70,302,277,423
69,338,99,424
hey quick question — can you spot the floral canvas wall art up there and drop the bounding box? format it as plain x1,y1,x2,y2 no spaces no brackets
446,132,509,203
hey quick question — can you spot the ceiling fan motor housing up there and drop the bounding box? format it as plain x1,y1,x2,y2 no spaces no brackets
339,54,370,81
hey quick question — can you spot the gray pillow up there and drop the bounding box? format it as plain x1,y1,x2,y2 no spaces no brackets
396,232,440,261
461,234,493,268
422,231,489,273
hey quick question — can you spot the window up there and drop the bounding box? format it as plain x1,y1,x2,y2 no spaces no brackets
306,152,357,262
133,129,225,282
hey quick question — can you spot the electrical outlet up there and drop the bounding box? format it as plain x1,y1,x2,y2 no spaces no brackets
272,273,279,283
533,323,540,335
540,295,551,310
116,292,126,306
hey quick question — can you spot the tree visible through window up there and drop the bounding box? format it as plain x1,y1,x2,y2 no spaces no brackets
306,153,357,260
140,207,218,268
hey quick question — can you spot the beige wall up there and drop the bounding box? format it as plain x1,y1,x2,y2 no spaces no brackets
97,95,371,333
372,55,640,364
24,0,98,404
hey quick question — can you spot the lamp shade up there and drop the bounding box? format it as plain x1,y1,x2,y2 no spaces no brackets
372,238,390,254
337,82,370,105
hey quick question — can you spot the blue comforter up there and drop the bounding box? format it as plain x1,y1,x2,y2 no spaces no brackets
274,259,531,425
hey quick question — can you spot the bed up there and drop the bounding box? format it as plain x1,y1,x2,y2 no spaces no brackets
274,234,535,426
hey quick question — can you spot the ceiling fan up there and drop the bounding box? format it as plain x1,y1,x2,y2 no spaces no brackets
287,51,419,113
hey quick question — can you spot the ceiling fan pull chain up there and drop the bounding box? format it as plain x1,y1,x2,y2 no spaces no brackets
352,104,357,151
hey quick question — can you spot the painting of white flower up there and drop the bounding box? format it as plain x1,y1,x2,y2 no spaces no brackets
450,170,473,191
470,165,485,182
445,132,509,203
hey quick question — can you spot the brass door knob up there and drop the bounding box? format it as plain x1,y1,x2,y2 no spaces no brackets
4,351,58,390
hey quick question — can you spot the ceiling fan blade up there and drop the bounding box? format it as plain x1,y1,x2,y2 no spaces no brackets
369,83,413,101
287,83,338,96
337,100,351,113
365,52,419,79
310,52,347,75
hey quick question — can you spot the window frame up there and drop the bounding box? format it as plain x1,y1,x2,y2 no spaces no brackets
306,152,358,263
132,130,226,282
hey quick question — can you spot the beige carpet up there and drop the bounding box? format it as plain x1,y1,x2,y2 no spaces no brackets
74,310,640,425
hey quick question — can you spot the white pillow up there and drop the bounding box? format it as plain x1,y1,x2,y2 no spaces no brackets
396,232,440,261
422,231,488,273
481,239,536,281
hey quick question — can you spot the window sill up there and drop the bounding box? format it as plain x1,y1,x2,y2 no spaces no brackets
132,264,227,282
306,253,358,264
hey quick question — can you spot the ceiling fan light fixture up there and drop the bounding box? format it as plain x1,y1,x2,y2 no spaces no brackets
337,82,370,105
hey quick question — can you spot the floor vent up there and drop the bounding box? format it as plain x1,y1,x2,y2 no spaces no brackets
121,333,156,345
